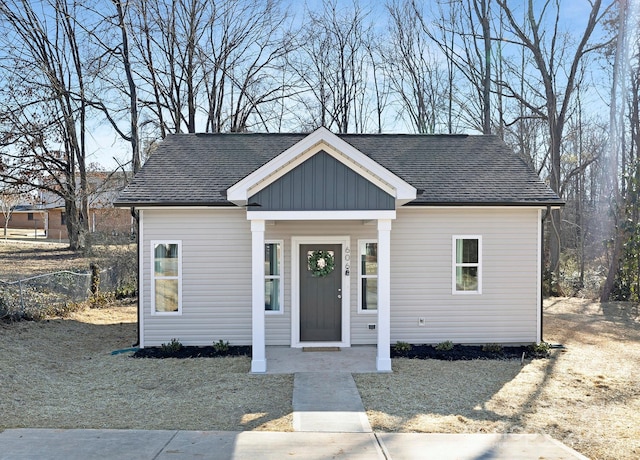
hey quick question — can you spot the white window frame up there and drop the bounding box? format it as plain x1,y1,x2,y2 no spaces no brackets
265,239,284,314
452,235,482,295
151,240,182,315
358,239,378,314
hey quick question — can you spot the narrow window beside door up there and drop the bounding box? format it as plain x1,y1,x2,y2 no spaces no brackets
265,241,283,313
359,240,378,312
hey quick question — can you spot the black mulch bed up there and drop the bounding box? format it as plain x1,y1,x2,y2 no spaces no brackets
133,345,252,359
132,344,548,360
391,344,548,361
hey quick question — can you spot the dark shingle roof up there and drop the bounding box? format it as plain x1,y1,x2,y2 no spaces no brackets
115,132,563,207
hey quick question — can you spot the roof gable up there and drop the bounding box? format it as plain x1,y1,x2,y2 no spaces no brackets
227,127,416,207
249,150,395,211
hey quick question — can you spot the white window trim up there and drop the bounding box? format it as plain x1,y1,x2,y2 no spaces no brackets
151,240,182,315
358,239,378,314
265,239,284,315
452,235,482,295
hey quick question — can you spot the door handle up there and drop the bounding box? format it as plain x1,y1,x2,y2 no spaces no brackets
337,294,342,299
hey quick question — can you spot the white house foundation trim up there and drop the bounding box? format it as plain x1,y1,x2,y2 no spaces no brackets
251,219,267,373
376,219,392,372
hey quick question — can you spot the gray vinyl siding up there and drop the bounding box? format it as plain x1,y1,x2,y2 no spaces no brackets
389,207,539,344
249,151,394,211
141,208,252,347
140,206,540,348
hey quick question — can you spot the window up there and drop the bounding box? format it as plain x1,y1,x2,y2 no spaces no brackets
27,213,34,221
265,241,283,313
453,236,482,294
359,240,377,312
152,241,181,314
60,212,66,225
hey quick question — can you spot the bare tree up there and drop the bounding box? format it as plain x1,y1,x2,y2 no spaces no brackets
128,0,293,135
0,186,22,239
601,0,636,301
291,0,374,133
365,39,392,134
416,0,495,134
386,0,449,133
496,0,612,293
0,0,91,250
78,0,142,175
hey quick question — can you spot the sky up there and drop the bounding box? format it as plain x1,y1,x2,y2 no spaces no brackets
85,0,621,170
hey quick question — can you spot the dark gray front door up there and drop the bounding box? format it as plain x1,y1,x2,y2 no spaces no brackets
300,244,342,342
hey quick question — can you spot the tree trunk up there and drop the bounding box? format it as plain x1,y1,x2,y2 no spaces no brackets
600,0,629,301
601,222,624,302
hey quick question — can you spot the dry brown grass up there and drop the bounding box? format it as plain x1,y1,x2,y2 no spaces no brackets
355,297,640,460
0,306,293,432
2,299,637,460
1,241,637,460
0,241,82,281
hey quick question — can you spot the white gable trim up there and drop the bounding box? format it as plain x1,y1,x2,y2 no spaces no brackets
227,127,416,207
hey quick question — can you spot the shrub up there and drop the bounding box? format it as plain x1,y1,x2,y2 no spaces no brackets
434,340,454,351
88,242,138,299
213,339,230,353
528,341,550,357
161,338,183,354
393,341,412,354
482,343,504,354
88,291,115,309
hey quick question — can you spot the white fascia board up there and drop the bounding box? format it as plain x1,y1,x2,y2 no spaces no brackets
247,210,396,221
128,206,244,211
227,127,417,206
401,205,557,211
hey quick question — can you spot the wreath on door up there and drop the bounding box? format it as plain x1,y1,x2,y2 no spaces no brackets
307,250,335,277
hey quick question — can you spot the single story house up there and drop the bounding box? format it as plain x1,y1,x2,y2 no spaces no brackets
1,172,133,240
115,127,563,372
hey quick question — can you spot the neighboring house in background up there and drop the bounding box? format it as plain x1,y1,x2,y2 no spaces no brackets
115,127,563,372
1,172,133,240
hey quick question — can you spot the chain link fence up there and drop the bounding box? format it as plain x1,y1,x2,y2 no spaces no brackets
0,264,136,321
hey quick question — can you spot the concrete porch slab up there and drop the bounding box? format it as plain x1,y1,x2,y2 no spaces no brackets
265,346,378,374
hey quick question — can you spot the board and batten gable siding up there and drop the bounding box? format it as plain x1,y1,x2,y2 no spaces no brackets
249,150,395,211
389,207,540,344
141,208,252,347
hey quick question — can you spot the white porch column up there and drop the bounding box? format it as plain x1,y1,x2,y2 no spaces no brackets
377,219,392,372
251,219,267,373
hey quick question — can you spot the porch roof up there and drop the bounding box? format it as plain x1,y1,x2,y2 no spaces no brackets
115,131,563,208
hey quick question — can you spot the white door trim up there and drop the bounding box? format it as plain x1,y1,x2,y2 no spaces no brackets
291,235,351,348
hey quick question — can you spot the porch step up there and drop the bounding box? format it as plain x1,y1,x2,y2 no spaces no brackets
293,372,372,433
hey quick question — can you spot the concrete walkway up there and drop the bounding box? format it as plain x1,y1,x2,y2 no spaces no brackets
293,372,372,432
0,429,590,459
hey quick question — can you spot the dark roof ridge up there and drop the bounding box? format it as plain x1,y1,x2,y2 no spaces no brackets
174,131,477,138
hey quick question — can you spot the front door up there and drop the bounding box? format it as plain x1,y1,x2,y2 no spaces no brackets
299,244,342,342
